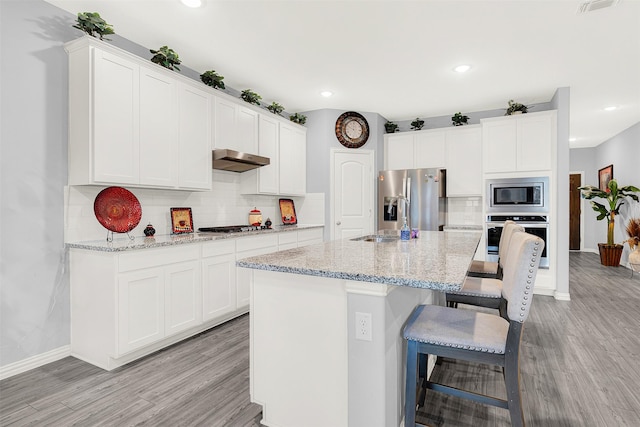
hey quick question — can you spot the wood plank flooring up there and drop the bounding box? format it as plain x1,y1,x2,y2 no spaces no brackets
1,252,639,426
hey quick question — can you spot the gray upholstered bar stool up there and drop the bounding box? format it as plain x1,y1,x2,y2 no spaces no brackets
467,219,517,278
403,232,544,427
446,222,524,311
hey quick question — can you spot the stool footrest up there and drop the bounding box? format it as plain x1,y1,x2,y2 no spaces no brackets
426,381,509,409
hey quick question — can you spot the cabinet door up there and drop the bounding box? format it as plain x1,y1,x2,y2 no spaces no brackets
517,114,553,171
236,107,259,155
118,268,164,355
202,253,237,321
139,66,177,187
93,49,139,184
483,120,517,173
236,235,279,309
178,83,211,190
165,261,202,336
414,131,446,169
279,123,307,196
385,134,414,170
214,96,237,150
258,115,279,194
445,127,482,196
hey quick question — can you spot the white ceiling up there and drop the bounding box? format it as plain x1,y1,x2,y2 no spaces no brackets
46,0,640,148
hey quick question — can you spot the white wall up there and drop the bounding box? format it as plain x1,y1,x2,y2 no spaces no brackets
570,122,640,265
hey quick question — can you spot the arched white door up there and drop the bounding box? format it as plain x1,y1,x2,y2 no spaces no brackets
331,149,375,240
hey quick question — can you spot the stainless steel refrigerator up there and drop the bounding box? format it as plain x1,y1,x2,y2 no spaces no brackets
378,168,446,231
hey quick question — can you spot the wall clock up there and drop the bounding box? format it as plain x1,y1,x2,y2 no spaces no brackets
335,111,370,148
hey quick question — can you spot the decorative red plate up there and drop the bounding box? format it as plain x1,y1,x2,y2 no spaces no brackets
94,187,142,233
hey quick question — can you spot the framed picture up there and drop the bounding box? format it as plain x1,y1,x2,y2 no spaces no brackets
598,164,614,191
170,207,193,234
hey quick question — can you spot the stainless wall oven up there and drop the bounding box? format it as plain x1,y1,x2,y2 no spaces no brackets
486,215,549,268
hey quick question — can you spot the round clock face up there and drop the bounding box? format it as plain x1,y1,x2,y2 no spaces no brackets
335,111,370,148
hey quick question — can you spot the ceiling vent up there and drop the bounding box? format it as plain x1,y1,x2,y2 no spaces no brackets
578,0,620,13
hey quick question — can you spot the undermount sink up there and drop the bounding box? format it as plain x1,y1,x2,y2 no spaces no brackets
351,235,399,243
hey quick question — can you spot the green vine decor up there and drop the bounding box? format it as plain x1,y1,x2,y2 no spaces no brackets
150,46,181,71
384,121,399,133
241,89,262,106
451,112,469,126
267,102,285,115
410,118,425,131
289,113,307,125
73,12,114,40
505,100,530,115
200,70,225,89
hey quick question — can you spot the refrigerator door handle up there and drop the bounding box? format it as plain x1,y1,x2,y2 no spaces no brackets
406,177,411,205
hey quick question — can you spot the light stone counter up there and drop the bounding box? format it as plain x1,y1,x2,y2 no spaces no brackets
65,224,323,252
237,230,481,291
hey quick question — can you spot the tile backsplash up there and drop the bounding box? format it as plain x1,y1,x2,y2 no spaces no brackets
446,196,483,226
65,170,325,242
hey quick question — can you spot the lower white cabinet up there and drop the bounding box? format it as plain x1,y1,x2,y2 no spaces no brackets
236,234,279,309
70,227,323,370
202,240,237,322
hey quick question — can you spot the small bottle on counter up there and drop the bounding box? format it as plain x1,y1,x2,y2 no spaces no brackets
400,219,410,241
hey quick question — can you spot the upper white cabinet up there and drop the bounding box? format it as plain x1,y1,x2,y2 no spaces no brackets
445,126,482,196
279,122,307,196
385,129,446,171
241,116,307,196
65,36,212,191
213,96,259,154
482,111,556,174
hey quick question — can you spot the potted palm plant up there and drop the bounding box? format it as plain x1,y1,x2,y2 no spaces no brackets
579,179,640,266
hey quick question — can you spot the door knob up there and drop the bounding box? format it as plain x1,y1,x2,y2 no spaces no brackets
336,221,341,225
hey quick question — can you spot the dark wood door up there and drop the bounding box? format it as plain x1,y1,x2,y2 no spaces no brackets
570,173,581,250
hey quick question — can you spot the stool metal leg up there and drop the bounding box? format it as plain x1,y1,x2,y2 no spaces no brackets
405,340,418,427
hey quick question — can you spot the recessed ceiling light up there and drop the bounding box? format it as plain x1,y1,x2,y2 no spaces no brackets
454,64,471,73
603,105,617,111
320,91,333,97
181,0,202,8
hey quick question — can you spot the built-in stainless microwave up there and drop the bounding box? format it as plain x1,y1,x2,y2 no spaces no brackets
487,177,549,213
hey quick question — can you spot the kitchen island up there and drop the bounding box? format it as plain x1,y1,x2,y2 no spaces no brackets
237,230,481,427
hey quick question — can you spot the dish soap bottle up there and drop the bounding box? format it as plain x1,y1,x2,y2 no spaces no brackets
400,218,410,241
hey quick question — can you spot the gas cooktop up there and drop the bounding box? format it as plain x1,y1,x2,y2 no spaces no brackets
198,225,271,233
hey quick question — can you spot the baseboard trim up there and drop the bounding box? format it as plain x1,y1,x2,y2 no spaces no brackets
554,291,571,301
0,345,71,380
581,248,599,254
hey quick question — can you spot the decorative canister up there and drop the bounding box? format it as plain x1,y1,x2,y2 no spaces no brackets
264,217,272,228
144,223,156,236
249,208,262,226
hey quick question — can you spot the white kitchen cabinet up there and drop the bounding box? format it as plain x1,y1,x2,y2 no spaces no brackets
139,67,177,187
297,228,324,247
482,111,556,174
235,234,279,309
445,126,482,196
202,240,237,321
117,267,165,355
164,260,202,335
278,232,298,250
241,116,307,196
279,122,307,196
385,129,445,170
65,36,211,191
213,96,259,154
177,83,212,190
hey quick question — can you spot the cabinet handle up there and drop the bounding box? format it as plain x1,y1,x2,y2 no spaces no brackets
336,221,341,225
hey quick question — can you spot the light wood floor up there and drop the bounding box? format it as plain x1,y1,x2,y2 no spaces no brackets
1,252,639,426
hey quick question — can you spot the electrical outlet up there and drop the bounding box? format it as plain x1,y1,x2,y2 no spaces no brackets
355,312,372,341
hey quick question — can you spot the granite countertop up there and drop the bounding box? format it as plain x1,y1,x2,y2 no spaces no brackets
237,230,481,291
66,224,323,252
443,224,483,231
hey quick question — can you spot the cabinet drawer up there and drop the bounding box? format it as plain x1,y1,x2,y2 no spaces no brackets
202,239,236,258
298,228,323,244
118,245,200,272
278,232,298,245
236,234,279,252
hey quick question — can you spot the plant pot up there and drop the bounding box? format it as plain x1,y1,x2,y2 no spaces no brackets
597,243,624,266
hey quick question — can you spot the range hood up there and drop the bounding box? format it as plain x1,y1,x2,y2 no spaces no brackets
212,149,270,173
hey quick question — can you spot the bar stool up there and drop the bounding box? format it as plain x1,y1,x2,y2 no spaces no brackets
467,220,516,278
403,232,544,427
446,223,524,311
